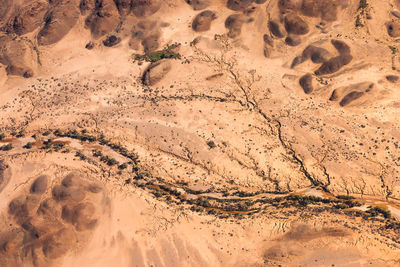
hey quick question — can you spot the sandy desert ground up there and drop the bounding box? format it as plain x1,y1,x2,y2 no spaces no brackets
1,0,400,266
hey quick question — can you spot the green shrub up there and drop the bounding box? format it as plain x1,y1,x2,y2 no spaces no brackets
133,43,181,63
16,130,25,138
0,143,13,151
75,151,86,160
118,163,128,170
53,143,65,151
23,142,33,149
367,206,391,219
93,150,103,157
358,0,368,10
207,141,216,149
42,130,51,136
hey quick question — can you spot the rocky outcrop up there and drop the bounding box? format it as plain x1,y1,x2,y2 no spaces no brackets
192,10,217,32
38,0,80,46
131,0,161,17
3,0,48,35
0,35,35,78
142,60,171,86
85,0,120,38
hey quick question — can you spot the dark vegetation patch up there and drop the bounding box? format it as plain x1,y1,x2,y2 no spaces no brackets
133,43,181,63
